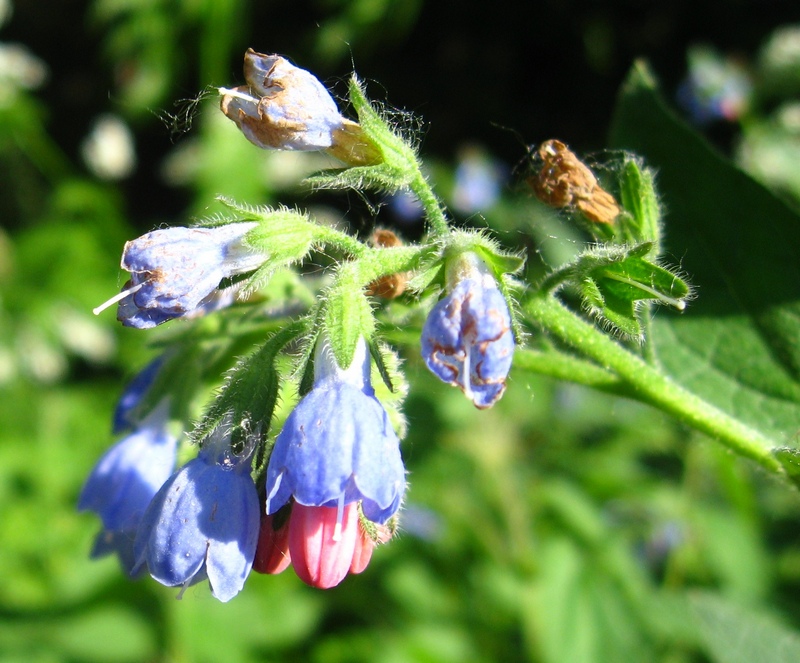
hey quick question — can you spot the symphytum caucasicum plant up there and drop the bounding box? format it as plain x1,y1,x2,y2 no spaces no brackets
82,49,800,599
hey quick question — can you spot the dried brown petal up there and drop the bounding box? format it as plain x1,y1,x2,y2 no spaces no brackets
529,139,620,224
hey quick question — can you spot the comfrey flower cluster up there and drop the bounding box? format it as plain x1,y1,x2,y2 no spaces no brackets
82,49,520,601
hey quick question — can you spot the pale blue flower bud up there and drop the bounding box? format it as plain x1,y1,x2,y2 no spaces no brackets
219,49,345,151
421,257,514,408
93,223,263,329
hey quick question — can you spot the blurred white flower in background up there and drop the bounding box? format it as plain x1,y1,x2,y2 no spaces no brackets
81,114,137,180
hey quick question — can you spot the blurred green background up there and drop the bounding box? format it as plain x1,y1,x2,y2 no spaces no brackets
4,1,800,661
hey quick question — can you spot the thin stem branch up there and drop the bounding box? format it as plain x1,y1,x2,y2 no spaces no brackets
407,166,450,239
524,293,784,477
314,225,368,257
513,347,629,396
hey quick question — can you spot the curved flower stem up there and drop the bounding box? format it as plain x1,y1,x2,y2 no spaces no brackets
407,165,450,239
513,347,629,396
314,225,368,257
524,292,785,477
536,264,576,294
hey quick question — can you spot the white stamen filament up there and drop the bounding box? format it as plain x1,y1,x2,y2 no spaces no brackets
218,86,258,103
332,494,345,542
92,281,144,316
462,344,474,401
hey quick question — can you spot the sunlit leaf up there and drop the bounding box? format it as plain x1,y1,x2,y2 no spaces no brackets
610,61,800,443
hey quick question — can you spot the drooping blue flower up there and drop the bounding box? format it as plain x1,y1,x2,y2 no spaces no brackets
132,422,260,602
219,49,345,151
265,338,405,525
112,356,165,434
93,222,264,329
78,401,177,576
421,258,514,409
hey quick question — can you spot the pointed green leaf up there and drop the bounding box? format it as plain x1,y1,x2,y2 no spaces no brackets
193,322,304,448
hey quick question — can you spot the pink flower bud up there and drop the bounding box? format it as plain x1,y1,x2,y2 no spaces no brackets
288,503,358,589
252,512,291,575
349,524,375,575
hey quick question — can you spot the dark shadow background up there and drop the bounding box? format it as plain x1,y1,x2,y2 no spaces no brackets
6,0,798,227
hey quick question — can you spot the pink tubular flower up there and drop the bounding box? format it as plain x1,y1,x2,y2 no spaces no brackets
252,512,292,575
288,503,360,589
349,527,375,575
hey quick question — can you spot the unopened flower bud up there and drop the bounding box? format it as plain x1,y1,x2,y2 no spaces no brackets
252,511,292,575
421,253,514,408
93,223,264,329
220,50,345,152
288,503,359,589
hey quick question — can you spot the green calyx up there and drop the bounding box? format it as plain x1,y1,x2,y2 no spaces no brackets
413,231,524,292
574,243,691,338
307,77,417,196
617,157,662,253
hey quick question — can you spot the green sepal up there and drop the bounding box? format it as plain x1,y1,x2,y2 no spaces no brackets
348,76,418,176
472,244,525,279
368,337,395,393
191,321,305,452
324,277,376,369
443,230,525,281
368,340,409,439
201,198,319,296
576,243,691,338
617,157,662,253
407,260,444,292
304,164,412,194
306,76,419,195
296,308,325,398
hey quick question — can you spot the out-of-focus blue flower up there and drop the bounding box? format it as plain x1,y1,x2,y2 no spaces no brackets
421,256,514,409
219,49,345,151
112,356,165,434
94,223,264,329
132,422,260,602
78,401,177,576
451,147,503,215
676,46,752,126
265,338,405,525
387,190,424,223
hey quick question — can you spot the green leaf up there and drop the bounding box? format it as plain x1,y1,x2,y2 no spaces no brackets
473,244,525,277
690,592,800,663
610,61,800,443
528,536,654,663
574,243,690,337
